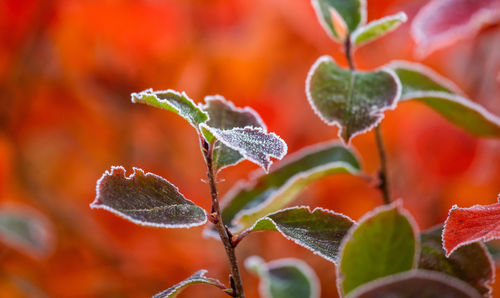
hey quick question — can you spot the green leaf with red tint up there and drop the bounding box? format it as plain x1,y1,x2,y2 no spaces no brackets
345,270,482,298
153,270,228,298
442,201,500,256
91,167,207,228
306,56,400,144
337,203,419,295
419,226,494,296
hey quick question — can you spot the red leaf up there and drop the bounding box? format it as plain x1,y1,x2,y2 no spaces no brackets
411,0,500,57
442,200,500,256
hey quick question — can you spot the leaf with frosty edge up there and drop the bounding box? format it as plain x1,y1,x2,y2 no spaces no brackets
306,56,400,144
201,95,267,171
411,0,500,58
311,0,366,41
203,142,360,238
337,203,419,295
200,125,287,172
131,89,208,130
443,201,500,257
153,270,228,298
419,225,494,296
245,256,320,298
91,166,207,228
250,206,354,263
351,12,407,47
344,270,482,298
390,61,500,137
0,206,54,258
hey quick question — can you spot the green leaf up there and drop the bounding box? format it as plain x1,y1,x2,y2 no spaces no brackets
201,95,267,171
390,61,500,137
345,270,482,298
311,0,366,41
200,125,287,172
91,167,207,228
0,206,53,258
131,89,208,130
306,56,400,143
250,206,354,263
351,12,407,47
419,226,494,296
245,256,320,298
338,203,419,295
485,241,500,265
153,270,228,298
204,142,360,237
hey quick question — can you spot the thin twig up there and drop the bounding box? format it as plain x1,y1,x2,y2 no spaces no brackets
374,126,391,205
202,139,245,298
344,36,356,70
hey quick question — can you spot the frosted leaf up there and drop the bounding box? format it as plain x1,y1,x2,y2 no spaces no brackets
351,12,407,47
153,270,228,298
245,256,320,298
345,270,483,298
200,125,287,172
250,206,354,263
201,95,266,171
91,166,207,228
131,89,208,130
306,56,400,143
311,0,366,42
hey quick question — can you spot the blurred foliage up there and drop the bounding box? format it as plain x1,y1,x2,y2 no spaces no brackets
1,0,499,297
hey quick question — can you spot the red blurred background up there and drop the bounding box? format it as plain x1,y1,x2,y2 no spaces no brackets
1,0,500,297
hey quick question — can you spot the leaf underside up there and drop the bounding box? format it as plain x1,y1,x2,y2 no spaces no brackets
307,56,400,143
251,206,354,263
312,0,365,41
352,12,407,46
338,203,418,295
153,270,226,298
345,270,482,298
207,142,360,237
442,202,500,256
391,62,500,137
419,226,494,296
91,167,207,228
245,256,319,298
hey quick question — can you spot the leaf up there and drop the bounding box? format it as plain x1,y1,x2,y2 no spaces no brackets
245,256,320,298
90,166,207,228
250,206,354,263
337,202,419,295
419,226,494,296
0,206,54,258
390,61,500,137
311,0,366,41
345,270,482,298
153,270,227,298
201,95,267,171
131,89,208,130
204,141,360,237
306,56,400,143
442,201,500,257
351,12,407,47
200,124,287,172
411,0,500,57
485,241,500,265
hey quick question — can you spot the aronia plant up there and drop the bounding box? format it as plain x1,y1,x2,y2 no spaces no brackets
88,0,500,297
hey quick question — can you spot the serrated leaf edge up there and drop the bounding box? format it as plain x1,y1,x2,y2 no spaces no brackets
387,60,465,97
248,205,355,264
245,256,321,298
336,200,421,296
305,55,402,144
90,166,208,229
344,269,483,298
351,12,408,47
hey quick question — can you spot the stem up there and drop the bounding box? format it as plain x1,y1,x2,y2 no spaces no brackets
344,36,356,70
202,140,245,298
374,126,391,205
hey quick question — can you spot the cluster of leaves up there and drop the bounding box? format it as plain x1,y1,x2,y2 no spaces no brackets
88,0,500,297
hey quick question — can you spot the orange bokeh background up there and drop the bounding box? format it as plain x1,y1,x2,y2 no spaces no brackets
1,0,500,297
